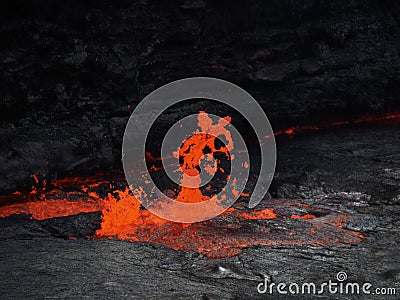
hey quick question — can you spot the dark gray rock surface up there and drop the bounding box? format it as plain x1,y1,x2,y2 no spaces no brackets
1,126,399,299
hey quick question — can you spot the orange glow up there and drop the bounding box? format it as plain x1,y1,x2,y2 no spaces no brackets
173,111,233,204
240,208,277,220
96,202,364,258
272,110,400,137
3,110,396,257
94,188,170,241
291,214,316,219
0,173,116,217
94,111,240,226
0,196,104,220
0,175,365,258
0,193,104,220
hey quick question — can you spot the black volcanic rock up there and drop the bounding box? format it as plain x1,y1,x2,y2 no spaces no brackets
0,0,400,192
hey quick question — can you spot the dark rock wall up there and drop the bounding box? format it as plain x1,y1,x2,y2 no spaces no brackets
1,0,399,193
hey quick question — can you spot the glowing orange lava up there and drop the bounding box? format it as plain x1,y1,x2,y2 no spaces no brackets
291,214,316,219
0,174,366,258
3,110,397,257
0,197,104,220
173,111,233,204
240,209,277,220
273,110,400,137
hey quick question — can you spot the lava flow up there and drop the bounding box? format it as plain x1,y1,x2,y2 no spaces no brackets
4,111,398,256
93,187,365,258
0,174,108,220
0,110,380,258
174,112,233,204
0,179,365,258
273,110,400,137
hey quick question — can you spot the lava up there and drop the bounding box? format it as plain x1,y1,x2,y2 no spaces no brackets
291,214,316,219
240,209,277,220
0,174,365,258
2,110,397,257
173,112,233,206
94,191,365,258
0,197,104,220
134,111,245,223
0,176,108,220
273,110,400,137
94,188,170,241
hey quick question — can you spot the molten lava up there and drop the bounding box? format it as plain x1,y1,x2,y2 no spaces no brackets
174,111,232,204
0,174,109,220
138,111,244,222
273,110,400,137
0,197,104,220
0,173,366,258
2,110,398,257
